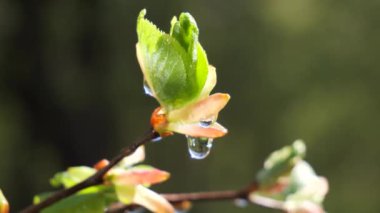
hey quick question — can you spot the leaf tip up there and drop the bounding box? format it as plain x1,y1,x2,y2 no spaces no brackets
139,9,147,19
293,139,306,157
0,190,9,213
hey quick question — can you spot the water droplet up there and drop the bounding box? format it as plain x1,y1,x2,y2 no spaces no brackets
234,198,249,208
186,136,213,159
199,120,213,127
143,80,154,97
151,136,162,143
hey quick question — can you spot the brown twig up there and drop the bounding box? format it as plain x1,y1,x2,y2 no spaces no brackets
106,182,260,213
20,129,159,213
163,181,258,203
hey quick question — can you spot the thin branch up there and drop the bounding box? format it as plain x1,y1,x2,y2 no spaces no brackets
163,182,257,203
106,182,261,213
20,129,159,213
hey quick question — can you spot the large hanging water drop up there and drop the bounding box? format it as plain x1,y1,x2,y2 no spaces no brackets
143,79,154,97
186,136,213,160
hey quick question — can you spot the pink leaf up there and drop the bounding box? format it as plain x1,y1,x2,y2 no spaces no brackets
133,185,175,213
113,167,170,186
169,122,228,138
168,93,230,123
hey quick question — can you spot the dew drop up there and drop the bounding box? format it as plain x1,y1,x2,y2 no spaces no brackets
234,198,249,208
150,131,162,143
143,80,154,97
186,136,213,160
151,136,162,143
199,120,213,128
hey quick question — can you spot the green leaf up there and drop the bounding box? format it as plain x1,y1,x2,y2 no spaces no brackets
114,185,136,204
136,9,163,56
34,186,117,206
195,43,209,98
40,193,105,213
170,13,199,57
50,166,96,189
283,161,317,196
256,140,306,188
136,10,209,110
170,13,209,99
33,192,53,205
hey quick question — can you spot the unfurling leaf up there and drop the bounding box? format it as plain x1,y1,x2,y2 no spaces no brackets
137,9,209,110
40,146,172,213
256,140,306,188
251,141,328,213
109,165,172,210
137,10,230,140
282,161,329,213
104,147,173,212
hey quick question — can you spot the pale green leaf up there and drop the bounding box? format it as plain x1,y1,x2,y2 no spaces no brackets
256,140,306,187
114,185,136,204
136,10,209,110
284,161,328,204
50,166,96,189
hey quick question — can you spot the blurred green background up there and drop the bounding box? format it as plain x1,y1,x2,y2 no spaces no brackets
0,0,379,212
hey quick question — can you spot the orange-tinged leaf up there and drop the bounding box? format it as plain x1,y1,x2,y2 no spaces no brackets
0,203,8,213
169,122,227,138
113,167,170,186
168,93,230,123
133,185,175,213
151,107,171,136
0,190,9,213
173,200,192,211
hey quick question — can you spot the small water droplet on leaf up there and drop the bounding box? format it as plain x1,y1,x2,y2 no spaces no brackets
150,131,162,143
151,136,162,143
143,79,154,97
186,136,213,159
199,120,213,128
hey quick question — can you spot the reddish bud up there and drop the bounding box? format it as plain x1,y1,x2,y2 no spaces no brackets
151,107,173,137
93,159,110,170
